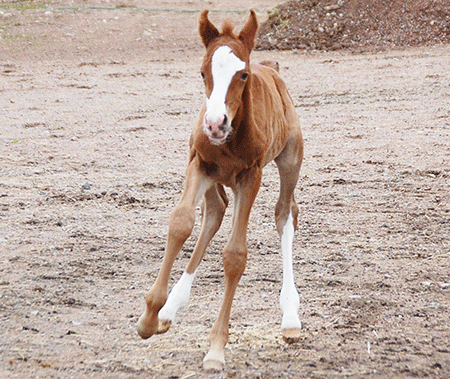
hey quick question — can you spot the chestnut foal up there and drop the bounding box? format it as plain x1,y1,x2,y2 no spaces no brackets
137,10,303,371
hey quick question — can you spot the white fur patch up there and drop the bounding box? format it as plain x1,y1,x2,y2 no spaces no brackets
206,46,246,124
158,271,196,322
280,213,302,330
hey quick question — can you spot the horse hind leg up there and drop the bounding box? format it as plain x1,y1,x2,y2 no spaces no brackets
275,142,303,343
278,195,302,343
157,184,229,333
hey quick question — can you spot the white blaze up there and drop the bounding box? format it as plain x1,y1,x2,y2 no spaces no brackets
280,212,302,330
206,46,246,124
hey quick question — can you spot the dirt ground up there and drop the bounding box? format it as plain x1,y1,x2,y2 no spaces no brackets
1,1,450,378
257,0,450,52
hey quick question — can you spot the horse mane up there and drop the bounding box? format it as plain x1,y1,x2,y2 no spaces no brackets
221,21,236,38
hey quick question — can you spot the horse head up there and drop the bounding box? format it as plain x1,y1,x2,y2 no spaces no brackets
198,10,258,145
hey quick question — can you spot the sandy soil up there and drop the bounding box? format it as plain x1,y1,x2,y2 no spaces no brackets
1,1,450,378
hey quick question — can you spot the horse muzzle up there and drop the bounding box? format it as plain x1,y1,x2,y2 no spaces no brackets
203,113,231,145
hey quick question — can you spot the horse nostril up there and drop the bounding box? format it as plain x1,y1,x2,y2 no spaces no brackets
219,115,228,132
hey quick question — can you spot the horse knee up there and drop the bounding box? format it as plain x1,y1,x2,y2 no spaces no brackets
168,205,195,242
222,245,247,279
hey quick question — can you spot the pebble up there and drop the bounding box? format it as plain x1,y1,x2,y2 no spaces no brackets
81,181,91,190
441,283,450,290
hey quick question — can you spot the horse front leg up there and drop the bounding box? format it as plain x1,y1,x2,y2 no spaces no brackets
157,184,229,333
137,161,213,339
203,169,262,371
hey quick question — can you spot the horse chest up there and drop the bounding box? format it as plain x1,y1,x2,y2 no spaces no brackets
191,129,261,187
197,147,257,188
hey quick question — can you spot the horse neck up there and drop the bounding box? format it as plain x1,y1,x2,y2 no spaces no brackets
232,74,254,131
230,75,266,163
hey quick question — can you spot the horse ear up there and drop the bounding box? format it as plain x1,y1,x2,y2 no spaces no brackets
238,9,258,53
198,10,220,48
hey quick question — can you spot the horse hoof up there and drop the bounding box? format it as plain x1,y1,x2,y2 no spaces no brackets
137,313,158,339
137,323,152,339
156,319,171,334
282,328,302,344
203,359,224,372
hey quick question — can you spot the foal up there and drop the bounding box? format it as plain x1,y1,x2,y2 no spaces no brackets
137,10,303,371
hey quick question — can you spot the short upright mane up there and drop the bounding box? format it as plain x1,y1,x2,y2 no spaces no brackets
221,21,235,38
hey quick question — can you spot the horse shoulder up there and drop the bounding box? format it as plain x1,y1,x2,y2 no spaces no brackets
249,64,296,162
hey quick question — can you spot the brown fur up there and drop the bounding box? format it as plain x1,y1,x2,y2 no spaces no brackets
137,10,303,371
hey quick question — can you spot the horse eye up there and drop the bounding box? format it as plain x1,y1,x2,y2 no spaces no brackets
241,72,248,81
201,72,205,79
